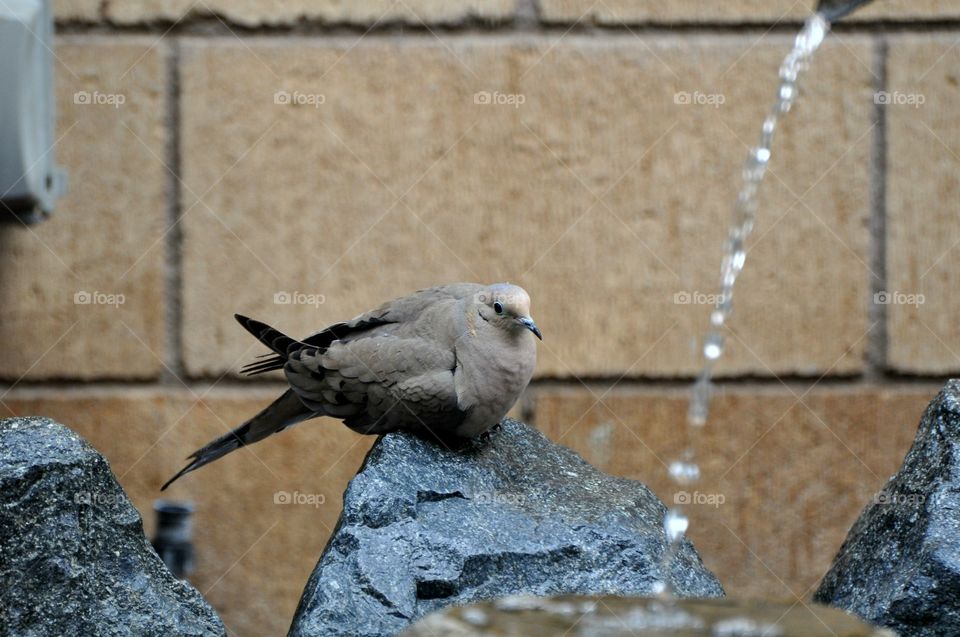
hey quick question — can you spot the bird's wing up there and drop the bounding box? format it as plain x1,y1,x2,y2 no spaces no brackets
284,332,463,435
240,283,482,376
345,283,483,328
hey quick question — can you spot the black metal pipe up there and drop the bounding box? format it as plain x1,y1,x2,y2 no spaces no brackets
151,500,196,579
817,0,875,22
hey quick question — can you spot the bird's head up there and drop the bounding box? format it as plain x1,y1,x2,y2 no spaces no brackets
476,283,542,340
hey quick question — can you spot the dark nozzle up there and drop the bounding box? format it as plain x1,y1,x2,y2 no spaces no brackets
816,0,874,22
151,500,196,579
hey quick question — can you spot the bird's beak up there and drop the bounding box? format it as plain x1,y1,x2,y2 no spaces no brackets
519,316,542,340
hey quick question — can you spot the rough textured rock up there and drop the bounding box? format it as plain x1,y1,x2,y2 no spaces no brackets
814,380,960,635
0,417,226,637
289,418,723,637
403,596,894,637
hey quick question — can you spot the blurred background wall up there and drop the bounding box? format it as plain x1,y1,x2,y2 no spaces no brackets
2,1,959,635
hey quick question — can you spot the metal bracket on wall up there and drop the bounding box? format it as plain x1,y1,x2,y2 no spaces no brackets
817,0,875,22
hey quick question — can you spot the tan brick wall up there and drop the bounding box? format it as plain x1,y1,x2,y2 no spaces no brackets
55,0,960,25
886,35,960,373
0,40,167,379
2,3,959,636
532,385,935,599
540,1,960,24
179,36,872,379
55,0,516,25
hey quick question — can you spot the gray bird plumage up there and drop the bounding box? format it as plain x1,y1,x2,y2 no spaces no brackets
162,283,540,490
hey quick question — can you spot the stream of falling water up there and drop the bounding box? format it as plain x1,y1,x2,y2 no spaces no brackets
658,12,831,595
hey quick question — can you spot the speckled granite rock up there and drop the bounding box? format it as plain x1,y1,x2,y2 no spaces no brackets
289,418,723,637
402,595,894,637
0,417,226,637
815,380,960,636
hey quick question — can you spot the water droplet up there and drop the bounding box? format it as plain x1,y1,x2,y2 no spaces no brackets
779,83,796,103
693,372,711,391
704,338,723,361
664,509,689,543
462,608,490,627
732,249,746,271
780,65,799,83
803,14,829,52
722,270,737,288
669,14,828,597
714,618,785,637
669,460,701,484
760,116,778,150
688,375,710,426
721,266,734,282
687,406,708,428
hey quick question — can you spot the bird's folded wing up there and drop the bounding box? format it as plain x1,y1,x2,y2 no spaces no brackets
341,282,483,331
242,284,482,376
285,335,463,434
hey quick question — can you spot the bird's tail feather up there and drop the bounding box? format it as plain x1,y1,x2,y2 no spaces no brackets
235,314,310,376
161,390,312,490
234,314,305,356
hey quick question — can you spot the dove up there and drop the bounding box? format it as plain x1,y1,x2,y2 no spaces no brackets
162,283,541,490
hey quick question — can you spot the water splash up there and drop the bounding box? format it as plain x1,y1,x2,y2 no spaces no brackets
659,12,830,594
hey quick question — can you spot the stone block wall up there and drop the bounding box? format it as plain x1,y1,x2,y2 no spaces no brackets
2,1,958,634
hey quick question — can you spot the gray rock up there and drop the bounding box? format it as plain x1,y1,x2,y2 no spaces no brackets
814,380,960,636
289,418,723,637
0,417,226,637
404,595,894,637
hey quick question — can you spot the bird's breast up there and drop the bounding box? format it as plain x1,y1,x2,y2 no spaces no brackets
454,335,536,437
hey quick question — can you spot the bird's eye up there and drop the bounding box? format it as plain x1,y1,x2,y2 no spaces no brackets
493,302,503,315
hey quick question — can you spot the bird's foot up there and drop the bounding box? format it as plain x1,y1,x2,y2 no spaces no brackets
474,421,504,446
